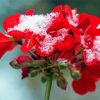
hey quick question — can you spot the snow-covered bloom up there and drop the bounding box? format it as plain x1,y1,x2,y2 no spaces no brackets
0,4,100,96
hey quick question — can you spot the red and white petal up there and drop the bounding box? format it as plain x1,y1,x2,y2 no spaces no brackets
47,12,69,33
3,13,21,32
83,49,96,66
36,44,55,57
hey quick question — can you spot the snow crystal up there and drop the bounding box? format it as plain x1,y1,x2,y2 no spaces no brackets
80,36,88,48
57,58,69,65
93,36,100,61
84,36,100,63
8,12,59,36
94,51,100,61
85,49,95,62
93,36,100,51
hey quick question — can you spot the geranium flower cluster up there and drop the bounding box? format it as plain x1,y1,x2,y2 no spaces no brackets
0,4,100,96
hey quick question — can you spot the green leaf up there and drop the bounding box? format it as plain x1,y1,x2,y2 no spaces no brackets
30,71,38,77
41,76,47,83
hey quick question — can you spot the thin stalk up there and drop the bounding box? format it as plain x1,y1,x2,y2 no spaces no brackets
44,75,52,100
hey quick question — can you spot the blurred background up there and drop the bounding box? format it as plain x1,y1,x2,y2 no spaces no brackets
0,0,100,100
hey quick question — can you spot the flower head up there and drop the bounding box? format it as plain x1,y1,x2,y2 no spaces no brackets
0,4,100,96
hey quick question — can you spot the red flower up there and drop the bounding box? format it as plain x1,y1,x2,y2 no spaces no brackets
0,4,100,96
81,33,100,66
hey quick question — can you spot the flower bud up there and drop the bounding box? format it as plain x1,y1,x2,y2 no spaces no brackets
10,59,20,69
10,55,33,69
56,75,67,90
70,69,81,80
16,55,32,65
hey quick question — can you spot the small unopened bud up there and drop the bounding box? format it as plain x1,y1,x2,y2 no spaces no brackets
70,69,81,80
10,55,33,69
10,60,20,69
16,55,32,65
57,75,67,90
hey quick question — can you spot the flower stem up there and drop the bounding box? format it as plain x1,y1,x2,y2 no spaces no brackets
44,75,52,100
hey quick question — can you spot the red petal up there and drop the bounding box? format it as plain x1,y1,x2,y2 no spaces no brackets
21,37,36,52
56,34,75,51
0,40,12,58
8,43,17,51
72,78,96,95
52,5,62,13
70,25,81,43
25,9,35,15
0,46,9,58
36,44,55,57
90,65,100,78
64,49,75,60
0,32,12,48
0,32,15,58
90,15,100,26
8,30,26,40
72,69,96,95
47,12,69,33
78,13,90,31
63,4,72,17
16,55,32,64
3,13,21,31
22,67,29,79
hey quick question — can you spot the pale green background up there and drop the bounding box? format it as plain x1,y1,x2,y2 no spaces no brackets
0,0,100,100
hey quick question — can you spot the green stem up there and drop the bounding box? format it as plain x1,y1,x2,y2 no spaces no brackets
44,75,52,100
